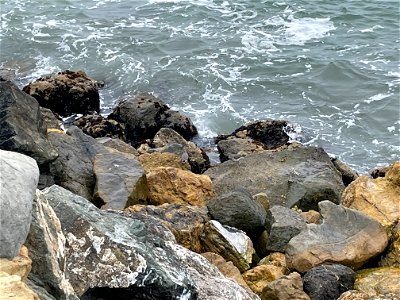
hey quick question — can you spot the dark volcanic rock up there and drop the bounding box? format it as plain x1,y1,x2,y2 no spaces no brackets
22,70,100,116
108,93,198,145
303,264,356,300
73,114,126,140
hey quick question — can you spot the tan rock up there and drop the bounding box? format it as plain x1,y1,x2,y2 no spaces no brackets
300,210,321,224
258,252,289,275
261,272,310,300
0,246,32,281
0,272,39,300
337,290,370,300
341,161,400,229
242,264,284,295
138,152,190,172
353,267,400,298
147,167,215,206
379,222,400,267
252,193,270,211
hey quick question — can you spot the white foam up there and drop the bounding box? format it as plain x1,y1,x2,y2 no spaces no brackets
364,93,391,104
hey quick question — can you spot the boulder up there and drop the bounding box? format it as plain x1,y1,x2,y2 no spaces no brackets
252,193,270,211
0,272,39,300
368,165,391,179
207,189,267,237
378,221,400,267
40,107,63,130
26,277,57,300
242,264,284,295
286,201,388,272
217,138,266,162
0,81,58,167
302,264,356,300
74,114,125,140
146,167,215,206
258,252,289,275
96,137,139,156
22,70,100,116
337,290,369,300
0,246,32,281
0,68,16,81
331,157,359,186
341,161,400,229
261,272,310,300
125,204,210,253
92,152,149,209
205,145,344,211
0,150,39,258
201,220,255,272
138,152,190,172
108,93,197,145
300,210,321,224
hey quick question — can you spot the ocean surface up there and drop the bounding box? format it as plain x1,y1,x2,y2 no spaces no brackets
1,0,399,173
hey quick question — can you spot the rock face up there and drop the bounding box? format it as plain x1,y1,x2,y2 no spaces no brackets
261,272,310,300
0,150,39,258
146,167,215,206
205,146,344,211
302,264,356,300
0,272,39,300
92,152,149,209
341,161,400,229
286,201,388,272
96,137,139,156
201,220,255,273
108,93,198,145
379,221,400,267
258,252,289,275
0,81,58,167
22,70,100,116
242,264,284,295
207,189,267,236
138,152,190,172
0,246,32,281
74,114,125,140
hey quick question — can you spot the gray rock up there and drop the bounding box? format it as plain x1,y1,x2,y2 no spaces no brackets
26,277,57,300
331,157,358,186
217,138,265,162
303,264,356,300
40,108,62,130
205,145,344,211
0,150,39,258
96,137,138,156
0,81,58,167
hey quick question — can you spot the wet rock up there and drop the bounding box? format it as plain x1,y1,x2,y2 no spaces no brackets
286,201,388,272
146,167,215,206
73,114,125,140
331,157,359,186
96,137,139,156
205,145,344,211
207,189,267,236
0,81,58,167
108,93,197,145
125,204,209,253
217,138,266,162
242,264,284,295
138,152,190,172
300,210,321,224
379,221,400,267
23,70,100,116
0,272,39,300
302,264,356,300
0,150,39,258
92,152,149,209
40,107,63,130
201,220,255,272
261,272,310,300
0,246,32,281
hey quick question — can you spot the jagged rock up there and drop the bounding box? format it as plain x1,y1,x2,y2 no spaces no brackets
286,201,388,272
40,108,62,130
341,161,400,229
205,145,344,211
0,150,39,258
201,220,255,272
0,81,58,167
74,114,126,140
0,246,32,281
22,70,100,116
300,210,321,224
242,265,284,295
108,93,197,145
217,138,266,162
125,204,210,253
303,264,356,300
207,189,267,237
264,205,307,252
0,272,39,300
138,152,190,172
96,137,139,156
331,157,359,186
146,167,215,206
92,152,149,209
261,272,310,300
258,252,289,275
379,221,400,267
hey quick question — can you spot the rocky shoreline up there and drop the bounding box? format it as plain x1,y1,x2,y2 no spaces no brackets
0,70,399,300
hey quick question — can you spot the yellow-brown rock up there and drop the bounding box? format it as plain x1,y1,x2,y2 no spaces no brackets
0,272,39,300
341,161,400,229
258,252,290,275
353,267,400,298
0,246,32,281
242,264,284,295
138,152,190,172
147,167,215,206
379,222,400,267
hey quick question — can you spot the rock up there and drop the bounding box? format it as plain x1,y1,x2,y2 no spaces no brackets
286,201,388,272
207,189,267,236
0,68,16,81
96,137,139,156
201,220,255,272
0,81,58,167
379,221,400,267
264,205,307,252
368,165,391,179
302,264,356,300
258,252,289,275
146,167,215,206
242,264,284,295
217,138,266,162
253,192,270,211
300,210,321,224
22,70,100,116
201,252,248,288
92,152,149,209
341,161,400,229
0,272,39,300
0,150,39,258
353,267,400,299
138,152,190,172
26,277,57,300
40,108,63,130
261,272,310,300
73,114,126,140
125,204,210,253
108,93,197,145
337,290,369,300
205,145,344,211
331,157,359,186
0,246,32,281
254,230,270,258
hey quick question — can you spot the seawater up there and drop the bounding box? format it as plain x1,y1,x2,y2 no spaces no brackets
1,0,399,173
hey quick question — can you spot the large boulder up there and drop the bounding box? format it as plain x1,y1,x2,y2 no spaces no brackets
205,145,344,211
108,93,198,145
22,70,100,116
0,150,39,258
285,201,388,272
73,114,125,140
0,81,58,167
261,272,310,300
